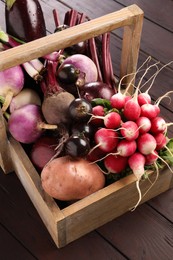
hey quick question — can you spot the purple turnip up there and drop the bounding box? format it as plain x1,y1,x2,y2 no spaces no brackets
0,65,24,112
8,104,57,144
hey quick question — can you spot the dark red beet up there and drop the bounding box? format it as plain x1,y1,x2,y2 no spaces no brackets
5,0,46,42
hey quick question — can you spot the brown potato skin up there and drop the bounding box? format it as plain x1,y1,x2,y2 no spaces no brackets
41,156,105,201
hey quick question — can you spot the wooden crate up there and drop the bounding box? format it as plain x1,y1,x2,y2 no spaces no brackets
0,4,173,248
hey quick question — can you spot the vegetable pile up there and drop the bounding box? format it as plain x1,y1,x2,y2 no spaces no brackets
1,0,173,208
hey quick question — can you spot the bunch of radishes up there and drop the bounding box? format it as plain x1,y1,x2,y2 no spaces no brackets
86,59,173,208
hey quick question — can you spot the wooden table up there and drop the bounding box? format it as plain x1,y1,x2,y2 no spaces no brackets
0,0,173,259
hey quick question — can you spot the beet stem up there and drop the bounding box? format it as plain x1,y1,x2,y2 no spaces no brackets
89,38,103,82
69,9,78,26
53,9,61,28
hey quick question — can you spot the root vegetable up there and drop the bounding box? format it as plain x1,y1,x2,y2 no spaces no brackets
61,54,98,86
0,65,24,112
104,154,128,174
80,81,115,101
154,132,167,150
103,112,121,129
30,135,58,170
145,151,158,165
136,116,151,134
9,88,41,113
41,61,75,124
110,92,126,110
94,128,119,152
150,116,167,134
137,133,157,155
8,104,57,144
120,121,139,141
41,156,105,200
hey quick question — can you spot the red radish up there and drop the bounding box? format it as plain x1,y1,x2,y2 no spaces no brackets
30,135,58,170
128,152,146,180
124,95,132,103
104,154,128,174
8,104,57,144
120,121,139,141
137,133,157,155
136,116,151,134
154,132,167,150
145,150,158,165
140,103,158,119
94,128,119,152
116,139,137,157
91,105,104,126
153,104,160,116
123,98,141,121
128,152,146,210
137,92,151,106
87,146,106,162
104,112,121,129
110,92,125,110
150,116,167,134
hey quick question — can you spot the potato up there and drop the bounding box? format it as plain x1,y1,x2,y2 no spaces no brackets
41,156,105,201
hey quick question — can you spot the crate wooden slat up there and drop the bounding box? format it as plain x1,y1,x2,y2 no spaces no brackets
1,4,172,248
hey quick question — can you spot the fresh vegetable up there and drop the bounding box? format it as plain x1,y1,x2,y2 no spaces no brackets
41,61,75,125
61,54,98,87
80,81,115,101
94,128,119,153
5,0,46,42
104,154,128,174
64,133,90,158
0,65,24,112
30,135,58,170
68,98,92,122
120,121,139,141
9,88,41,113
41,156,105,201
8,104,57,143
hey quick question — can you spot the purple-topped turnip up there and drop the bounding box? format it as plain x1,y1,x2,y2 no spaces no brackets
8,104,57,144
0,65,24,112
60,54,98,87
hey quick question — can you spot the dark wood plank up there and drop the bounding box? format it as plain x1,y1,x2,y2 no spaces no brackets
97,204,173,260
0,224,36,260
0,168,126,259
148,188,173,222
116,0,173,32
